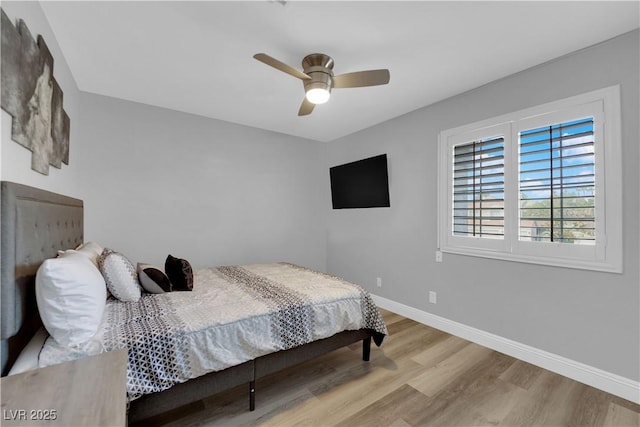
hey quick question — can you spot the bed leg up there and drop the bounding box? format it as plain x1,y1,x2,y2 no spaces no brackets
363,336,371,361
249,381,256,411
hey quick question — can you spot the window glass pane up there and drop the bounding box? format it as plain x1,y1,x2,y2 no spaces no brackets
518,117,595,244
453,136,505,239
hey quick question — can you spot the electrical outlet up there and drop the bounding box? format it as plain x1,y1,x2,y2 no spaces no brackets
435,251,443,262
429,291,437,304
376,277,382,288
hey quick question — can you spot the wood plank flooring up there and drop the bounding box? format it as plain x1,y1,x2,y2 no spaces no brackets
155,309,640,426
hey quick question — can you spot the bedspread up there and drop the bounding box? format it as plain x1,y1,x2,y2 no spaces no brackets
39,262,387,401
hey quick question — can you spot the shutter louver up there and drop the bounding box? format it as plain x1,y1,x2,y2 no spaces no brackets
453,136,505,239
519,117,595,244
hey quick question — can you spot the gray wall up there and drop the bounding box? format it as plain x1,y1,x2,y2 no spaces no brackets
325,30,640,381
77,93,327,271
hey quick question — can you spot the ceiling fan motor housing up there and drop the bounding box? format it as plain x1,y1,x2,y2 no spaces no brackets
302,53,334,94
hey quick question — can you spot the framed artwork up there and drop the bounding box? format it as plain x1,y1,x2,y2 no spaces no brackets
1,8,70,175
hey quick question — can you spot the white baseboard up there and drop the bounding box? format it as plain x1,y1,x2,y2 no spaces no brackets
372,294,640,405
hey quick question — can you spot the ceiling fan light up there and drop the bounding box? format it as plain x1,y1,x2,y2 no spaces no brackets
306,87,330,104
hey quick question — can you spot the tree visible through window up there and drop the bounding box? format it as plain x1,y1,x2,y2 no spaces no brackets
519,118,595,244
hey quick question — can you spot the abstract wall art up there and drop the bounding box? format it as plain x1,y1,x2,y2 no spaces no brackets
1,8,70,175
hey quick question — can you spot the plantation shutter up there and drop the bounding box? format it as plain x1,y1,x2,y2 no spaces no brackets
453,136,505,239
518,117,595,244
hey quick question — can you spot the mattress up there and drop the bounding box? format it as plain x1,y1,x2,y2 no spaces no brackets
39,262,387,401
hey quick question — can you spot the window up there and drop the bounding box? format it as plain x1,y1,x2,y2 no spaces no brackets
453,135,505,240
438,86,622,272
519,117,595,245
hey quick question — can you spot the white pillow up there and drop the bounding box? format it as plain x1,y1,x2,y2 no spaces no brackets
57,241,104,268
8,327,48,375
97,249,142,302
76,241,104,266
36,253,107,347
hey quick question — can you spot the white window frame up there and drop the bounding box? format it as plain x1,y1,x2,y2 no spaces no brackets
444,123,512,254
437,86,622,273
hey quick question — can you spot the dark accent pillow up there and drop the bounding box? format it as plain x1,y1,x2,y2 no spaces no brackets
137,263,172,294
165,255,193,291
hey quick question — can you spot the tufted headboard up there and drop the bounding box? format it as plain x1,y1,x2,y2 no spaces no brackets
0,181,83,375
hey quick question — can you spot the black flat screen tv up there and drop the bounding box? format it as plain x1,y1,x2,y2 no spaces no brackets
330,154,390,209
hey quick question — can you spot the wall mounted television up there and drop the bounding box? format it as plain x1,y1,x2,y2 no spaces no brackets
330,154,390,209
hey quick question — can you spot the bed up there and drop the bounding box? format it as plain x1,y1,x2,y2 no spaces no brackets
0,181,387,424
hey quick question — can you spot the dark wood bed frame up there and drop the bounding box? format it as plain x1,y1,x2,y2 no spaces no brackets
0,181,377,424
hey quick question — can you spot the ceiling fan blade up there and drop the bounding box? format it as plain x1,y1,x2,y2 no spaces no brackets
333,69,390,89
298,98,315,116
253,53,311,80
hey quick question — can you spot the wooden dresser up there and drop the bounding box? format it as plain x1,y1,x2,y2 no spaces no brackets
1,349,127,426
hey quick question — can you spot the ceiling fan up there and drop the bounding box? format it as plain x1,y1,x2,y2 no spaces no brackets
253,53,390,116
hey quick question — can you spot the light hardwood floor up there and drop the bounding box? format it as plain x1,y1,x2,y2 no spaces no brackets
154,309,640,426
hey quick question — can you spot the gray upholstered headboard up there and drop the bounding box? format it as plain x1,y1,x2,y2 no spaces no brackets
0,181,83,375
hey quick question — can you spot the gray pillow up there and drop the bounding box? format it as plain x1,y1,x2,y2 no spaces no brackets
97,249,142,302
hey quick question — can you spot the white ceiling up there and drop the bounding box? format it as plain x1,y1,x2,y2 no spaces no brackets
40,1,639,142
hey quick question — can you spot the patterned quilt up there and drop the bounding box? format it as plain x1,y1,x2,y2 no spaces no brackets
40,263,387,401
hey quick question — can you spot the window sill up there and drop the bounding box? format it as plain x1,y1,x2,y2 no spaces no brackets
439,246,622,274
